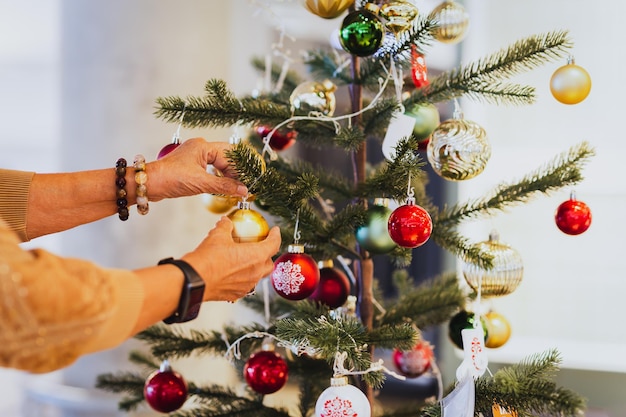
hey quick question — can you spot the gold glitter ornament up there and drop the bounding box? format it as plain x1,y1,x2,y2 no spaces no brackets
289,79,337,116
426,104,490,181
428,0,469,44
462,231,524,298
303,0,354,19
379,0,419,36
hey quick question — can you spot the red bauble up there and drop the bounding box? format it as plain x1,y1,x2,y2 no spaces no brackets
143,361,188,413
256,126,297,151
387,200,432,248
411,45,429,88
244,350,289,395
156,142,180,160
555,196,592,235
309,261,350,309
392,341,435,378
272,244,320,300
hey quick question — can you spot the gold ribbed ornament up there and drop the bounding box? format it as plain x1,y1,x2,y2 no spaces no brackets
379,0,419,35
426,106,490,181
303,0,354,19
428,0,469,44
462,231,524,298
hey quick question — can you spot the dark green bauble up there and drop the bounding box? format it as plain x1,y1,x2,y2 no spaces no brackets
356,198,396,254
339,9,385,57
448,310,488,349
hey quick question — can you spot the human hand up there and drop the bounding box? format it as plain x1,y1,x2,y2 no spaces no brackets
182,216,282,302
147,138,248,202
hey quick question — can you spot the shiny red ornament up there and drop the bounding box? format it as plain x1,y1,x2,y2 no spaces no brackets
555,195,592,235
309,261,351,309
272,244,320,300
156,141,180,160
392,341,435,378
387,200,432,248
256,125,297,151
411,45,429,88
143,361,188,413
244,350,289,394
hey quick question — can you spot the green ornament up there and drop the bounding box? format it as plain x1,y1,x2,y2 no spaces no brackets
356,198,396,254
339,9,385,57
448,310,488,349
405,102,440,142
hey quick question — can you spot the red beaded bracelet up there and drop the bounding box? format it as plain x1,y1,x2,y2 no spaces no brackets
115,158,129,221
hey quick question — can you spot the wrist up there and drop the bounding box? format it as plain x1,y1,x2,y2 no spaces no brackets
158,257,206,324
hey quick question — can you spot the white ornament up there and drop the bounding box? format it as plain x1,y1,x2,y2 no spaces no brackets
382,112,416,160
315,376,371,417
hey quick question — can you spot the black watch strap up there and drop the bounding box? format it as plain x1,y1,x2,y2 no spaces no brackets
158,257,206,324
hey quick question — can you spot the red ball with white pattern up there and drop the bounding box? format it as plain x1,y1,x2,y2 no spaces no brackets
271,244,320,300
392,341,435,378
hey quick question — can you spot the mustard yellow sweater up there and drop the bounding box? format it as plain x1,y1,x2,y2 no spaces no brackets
0,169,144,373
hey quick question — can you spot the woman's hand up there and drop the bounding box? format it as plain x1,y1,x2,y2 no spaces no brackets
182,216,282,302
147,138,248,202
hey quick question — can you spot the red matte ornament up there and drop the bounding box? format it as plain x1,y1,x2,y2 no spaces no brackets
388,200,432,248
272,244,320,300
244,350,289,395
143,361,188,413
555,194,592,235
309,261,351,309
392,341,434,378
411,45,429,88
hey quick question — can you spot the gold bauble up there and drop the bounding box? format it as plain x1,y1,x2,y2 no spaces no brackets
484,311,511,348
379,0,419,35
428,0,469,44
227,201,270,243
303,0,354,19
462,231,523,298
550,58,592,105
289,79,337,116
203,194,238,214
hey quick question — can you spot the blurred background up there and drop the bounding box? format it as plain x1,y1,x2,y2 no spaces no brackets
0,0,623,416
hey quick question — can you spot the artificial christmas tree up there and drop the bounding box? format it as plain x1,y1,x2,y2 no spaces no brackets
97,1,594,416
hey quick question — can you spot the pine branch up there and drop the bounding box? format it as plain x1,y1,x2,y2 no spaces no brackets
250,56,303,97
408,30,572,106
431,225,495,269
475,349,586,417
437,141,595,228
95,372,146,411
372,15,436,63
380,273,466,329
154,79,292,128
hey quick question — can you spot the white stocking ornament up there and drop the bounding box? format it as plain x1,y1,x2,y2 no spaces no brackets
441,327,488,417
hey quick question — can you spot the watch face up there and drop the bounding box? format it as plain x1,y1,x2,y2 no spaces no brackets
186,285,205,320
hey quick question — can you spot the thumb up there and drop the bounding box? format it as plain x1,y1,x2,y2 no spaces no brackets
262,226,282,253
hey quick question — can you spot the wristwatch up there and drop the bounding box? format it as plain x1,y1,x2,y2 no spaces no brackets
158,257,206,324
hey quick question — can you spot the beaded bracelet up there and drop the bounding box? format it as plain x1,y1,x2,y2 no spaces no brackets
115,158,129,221
133,154,149,215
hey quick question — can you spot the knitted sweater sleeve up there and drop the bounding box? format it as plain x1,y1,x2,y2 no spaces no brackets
0,169,34,242
0,218,144,373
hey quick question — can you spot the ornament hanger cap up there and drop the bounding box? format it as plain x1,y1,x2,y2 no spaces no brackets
288,243,305,254
330,376,349,387
318,259,334,269
373,197,390,207
160,359,172,372
237,200,251,210
488,229,500,242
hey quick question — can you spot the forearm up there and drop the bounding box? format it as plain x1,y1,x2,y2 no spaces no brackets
27,163,150,239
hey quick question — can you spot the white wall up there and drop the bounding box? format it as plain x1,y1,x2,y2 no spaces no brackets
456,1,626,415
